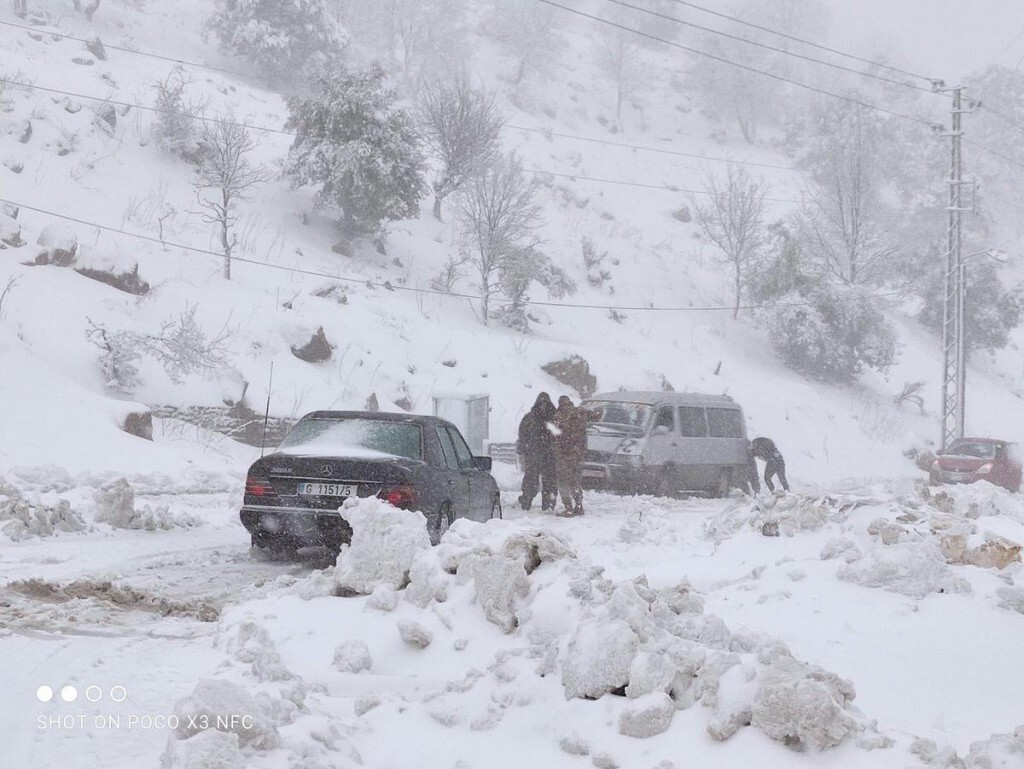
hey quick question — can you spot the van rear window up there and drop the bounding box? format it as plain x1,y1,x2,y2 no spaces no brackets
707,408,745,438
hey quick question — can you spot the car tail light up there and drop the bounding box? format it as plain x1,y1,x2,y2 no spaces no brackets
245,476,277,497
379,485,416,509
977,463,993,475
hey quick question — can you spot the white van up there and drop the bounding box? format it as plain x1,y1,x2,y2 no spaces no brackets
580,391,750,497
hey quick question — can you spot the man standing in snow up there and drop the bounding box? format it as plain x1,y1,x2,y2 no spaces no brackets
517,392,557,511
751,436,789,492
552,396,597,517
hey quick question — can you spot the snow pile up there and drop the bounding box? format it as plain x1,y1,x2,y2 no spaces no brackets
704,492,869,542
334,497,431,595
231,619,295,682
170,679,280,750
0,478,86,541
333,640,373,673
924,482,1024,524
837,541,968,599
160,729,245,769
964,726,1024,768
343,521,874,750
93,478,202,530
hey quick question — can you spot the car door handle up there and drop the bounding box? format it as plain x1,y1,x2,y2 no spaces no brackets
447,479,454,485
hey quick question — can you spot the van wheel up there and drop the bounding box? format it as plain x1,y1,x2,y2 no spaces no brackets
713,470,732,499
429,503,452,545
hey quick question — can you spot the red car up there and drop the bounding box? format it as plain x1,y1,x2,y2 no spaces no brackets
930,438,1022,493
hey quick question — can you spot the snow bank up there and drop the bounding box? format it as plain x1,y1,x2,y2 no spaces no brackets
171,679,279,750
704,492,868,542
0,478,86,540
838,542,965,599
160,729,244,769
93,478,202,530
334,497,431,595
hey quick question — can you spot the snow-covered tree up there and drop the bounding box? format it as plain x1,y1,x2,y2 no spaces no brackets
209,0,347,83
456,153,546,325
495,246,575,331
419,78,503,220
490,0,561,85
765,284,897,383
917,255,1023,354
284,64,426,239
151,68,205,159
692,166,769,319
193,118,270,280
794,104,895,286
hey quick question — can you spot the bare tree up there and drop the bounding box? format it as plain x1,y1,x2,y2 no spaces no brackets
492,0,561,85
795,108,893,286
595,27,644,120
455,153,543,325
419,78,503,221
693,166,769,319
193,118,270,280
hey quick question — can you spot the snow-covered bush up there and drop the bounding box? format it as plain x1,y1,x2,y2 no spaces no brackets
285,64,425,238
334,497,431,595
208,0,346,83
764,284,897,383
151,69,204,159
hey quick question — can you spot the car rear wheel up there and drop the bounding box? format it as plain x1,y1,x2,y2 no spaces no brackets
429,503,452,545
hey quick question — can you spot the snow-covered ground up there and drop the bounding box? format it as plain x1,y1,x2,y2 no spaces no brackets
3,0,1024,766
3,472,1024,768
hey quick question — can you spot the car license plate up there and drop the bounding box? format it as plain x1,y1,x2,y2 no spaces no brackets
582,468,606,479
297,482,358,497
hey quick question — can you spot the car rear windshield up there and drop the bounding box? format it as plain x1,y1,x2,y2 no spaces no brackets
277,418,423,460
583,401,653,433
946,440,1000,459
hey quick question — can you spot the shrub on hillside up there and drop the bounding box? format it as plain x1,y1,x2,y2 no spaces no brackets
764,285,897,383
285,64,426,239
208,0,346,83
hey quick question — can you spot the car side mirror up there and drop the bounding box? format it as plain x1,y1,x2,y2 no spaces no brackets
472,456,493,471
653,425,670,436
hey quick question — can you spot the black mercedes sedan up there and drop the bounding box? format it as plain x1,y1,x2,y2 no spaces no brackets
240,411,501,552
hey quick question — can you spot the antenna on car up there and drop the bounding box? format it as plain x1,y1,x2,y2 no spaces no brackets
260,361,274,459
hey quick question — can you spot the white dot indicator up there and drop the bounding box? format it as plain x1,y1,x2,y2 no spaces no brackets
36,686,54,703
85,686,102,703
61,686,78,703
110,686,127,703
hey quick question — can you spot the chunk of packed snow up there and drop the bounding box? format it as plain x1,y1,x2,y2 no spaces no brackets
838,542,958,599
93,478,199,530
334,497,431,595
625,649,676,699
160,729,244,769
964,725,1024,768
457,553,530,633
751,670,859,749
172,679,279,749
965,535,1022,570
366,584,399,612
0,481,86,540
561,618,638,699
233,620,292,682
333,640,373,673
397,619,432,648
618,691,675,738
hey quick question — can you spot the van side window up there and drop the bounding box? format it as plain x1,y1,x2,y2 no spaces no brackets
707,408,744,438
678,407,708,437
653,407,674,431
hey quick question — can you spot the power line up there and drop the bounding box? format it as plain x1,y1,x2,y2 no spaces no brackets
537,0,939,129
977,104,1024,138
964,138,1024,172
3,195,901,313
0,18,250,78
604,0,940,96
528,168,799,203
662,0,941,86
507,123,796,171
3,78,798,197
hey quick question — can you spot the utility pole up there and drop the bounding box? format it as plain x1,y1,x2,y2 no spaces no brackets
939,86,972,450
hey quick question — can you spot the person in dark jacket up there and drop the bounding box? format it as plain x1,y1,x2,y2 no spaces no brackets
517,392,557,511
552,396,598,516
751,437,789,492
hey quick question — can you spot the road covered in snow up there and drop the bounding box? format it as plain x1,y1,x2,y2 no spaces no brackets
2,469,1024,769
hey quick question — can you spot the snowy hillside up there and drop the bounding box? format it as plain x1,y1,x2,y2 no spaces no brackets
3,0,1024,767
